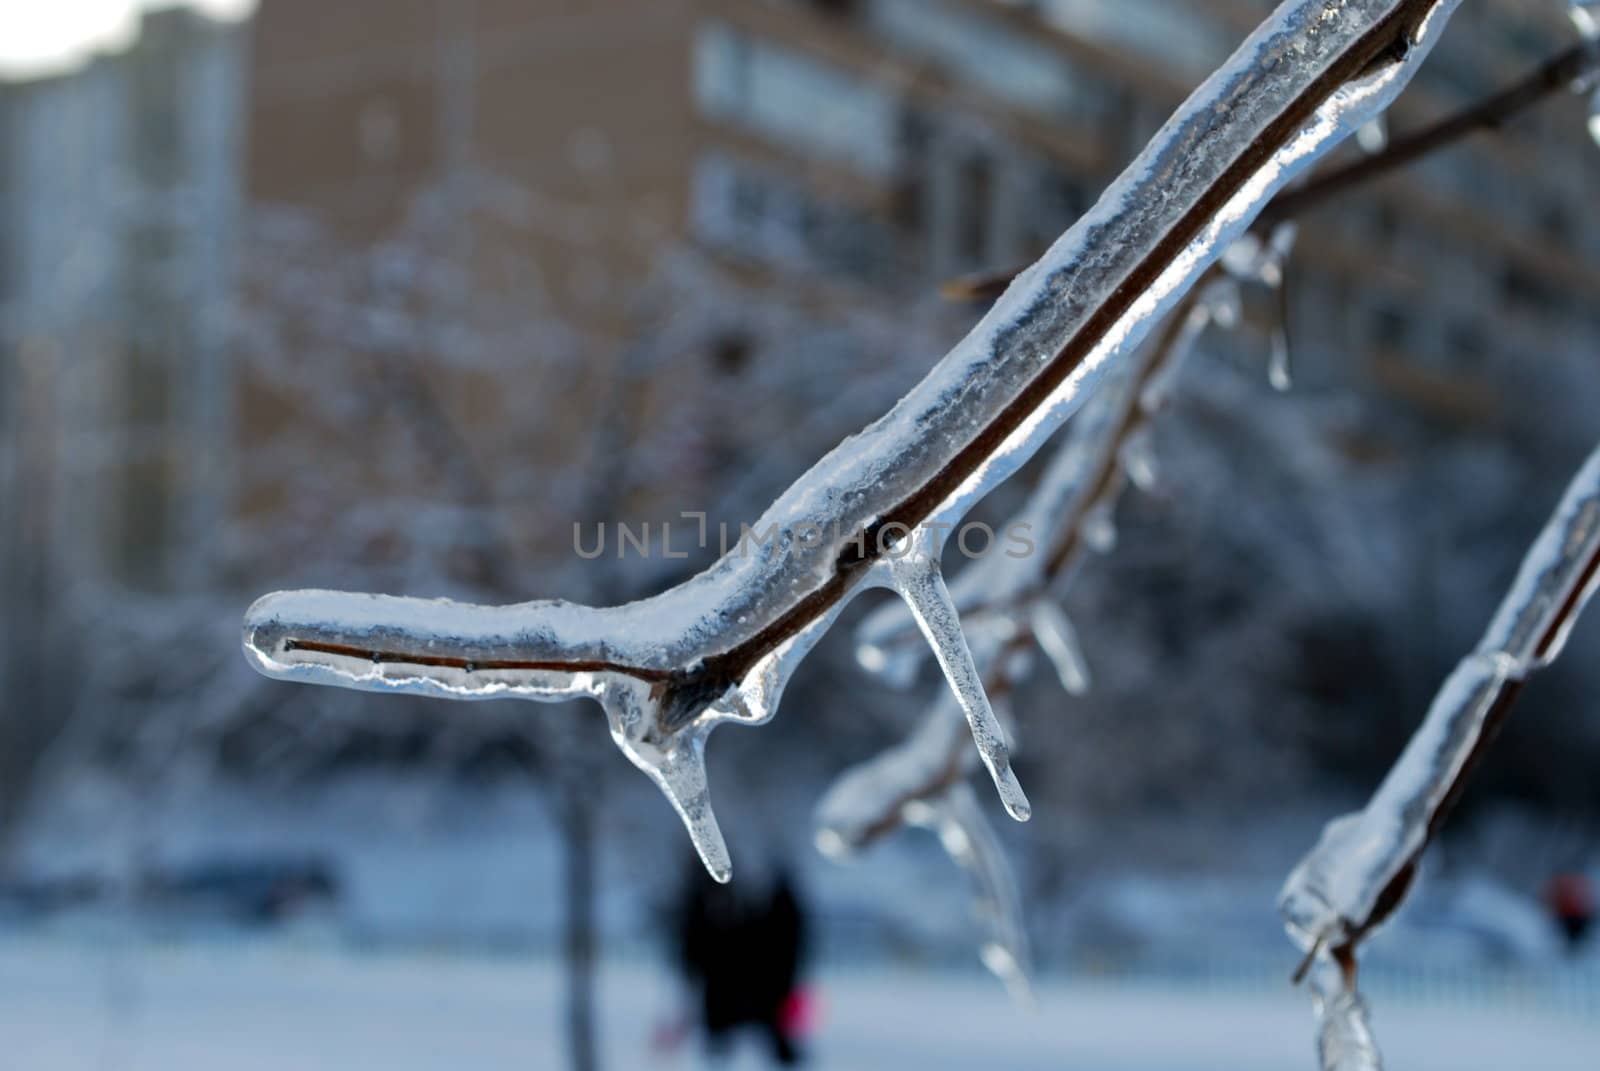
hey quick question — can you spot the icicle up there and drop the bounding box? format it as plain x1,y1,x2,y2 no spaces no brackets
1308,954,1383,1071
1080,501,1118,555
1119,432,1160,493
1219,224,1298,389
1562,5,1600,144
1568,1,1598,40
1266,225,1298,391
1354,114,1388,154
598,676,732,882
814,691,970,856
1268,320,1294,392
1139,279,1232,414
884,537,1031,822
903,783,1033,1003
1028,598,1091,696
1206,278,1244,331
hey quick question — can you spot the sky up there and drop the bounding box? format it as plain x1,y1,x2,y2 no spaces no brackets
0,0,255,80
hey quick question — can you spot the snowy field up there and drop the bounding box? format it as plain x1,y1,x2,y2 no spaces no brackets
4,936,1599,1070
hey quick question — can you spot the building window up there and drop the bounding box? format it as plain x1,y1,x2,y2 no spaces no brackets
693,23,900,180
1035,0,1231,85
691,152,893,280
955,152,994,267
865,0,1105,125
1030,167,1085,250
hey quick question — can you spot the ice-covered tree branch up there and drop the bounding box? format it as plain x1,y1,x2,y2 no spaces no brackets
244,0,1463,880
1279,440,1600,1070
818,278,1253,987
946,35,1600,305
817,16,1600,932
1260,39,1600,226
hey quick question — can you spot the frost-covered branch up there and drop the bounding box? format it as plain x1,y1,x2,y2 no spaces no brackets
244,0,1462,880
1280,441,1600,1070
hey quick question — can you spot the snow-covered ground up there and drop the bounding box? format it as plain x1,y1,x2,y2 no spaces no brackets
4,935,1598,1071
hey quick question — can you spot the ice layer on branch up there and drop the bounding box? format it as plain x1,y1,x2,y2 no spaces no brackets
1279,442,1600,1067
815,625,1032,994
1307,953,1384,1071
245,0,1463,877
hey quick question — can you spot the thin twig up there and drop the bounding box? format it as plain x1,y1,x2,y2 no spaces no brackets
1260,41,1599,225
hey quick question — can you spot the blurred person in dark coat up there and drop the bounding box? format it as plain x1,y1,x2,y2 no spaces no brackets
673,859,811,1065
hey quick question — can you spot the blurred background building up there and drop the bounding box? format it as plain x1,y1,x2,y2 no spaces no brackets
2,0,1600,1051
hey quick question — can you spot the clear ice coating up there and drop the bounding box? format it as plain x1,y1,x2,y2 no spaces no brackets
597,676,731,882
1355,114,1389,154
814,691,974,858
1222,223,1299,391
1280,443,1600,1063
824,282,1258,980
1569,0,1599,40
855,354,1143,670
815,612,1020,856
1567,3,1600,145
1308,955,1383,1071
1029,599,1091,696
885,534,1031,823
813,681,1033,996
857,273,1228,695
245,0,1464,878
904,783,1034,1002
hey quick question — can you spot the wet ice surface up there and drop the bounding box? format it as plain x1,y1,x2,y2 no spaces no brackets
4,937,1598,1071
242,0,1465,884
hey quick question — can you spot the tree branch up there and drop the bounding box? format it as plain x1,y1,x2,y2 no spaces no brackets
945,40,1600,305
244,0,1463,879
1259,40,1600,226
1279,440,1600,1064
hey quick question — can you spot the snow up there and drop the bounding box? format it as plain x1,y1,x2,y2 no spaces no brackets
3,937,1598,1071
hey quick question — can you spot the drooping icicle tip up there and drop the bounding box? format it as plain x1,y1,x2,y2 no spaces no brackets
1308,954,1383,1071
1569,1,1598,41
885,547,1031,823
599,681,735,882
1029,599,1092,697
1269,324,1294,392
904,784,1034,1002
1355,114,1389,154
